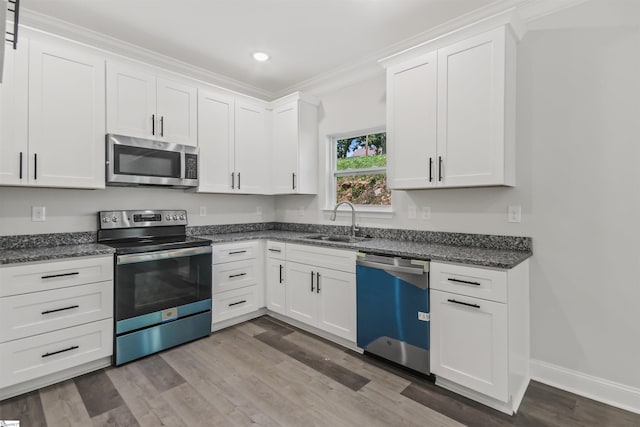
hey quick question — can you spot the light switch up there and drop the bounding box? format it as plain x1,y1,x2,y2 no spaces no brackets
422,206,431,220
508,205,521,223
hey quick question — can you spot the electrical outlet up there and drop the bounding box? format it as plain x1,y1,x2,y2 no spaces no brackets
408,205,417,219
422,206,431,220
32,206,46,222
256,206,262,215
199,206,207,216
299,206,305,217
508,205,522,223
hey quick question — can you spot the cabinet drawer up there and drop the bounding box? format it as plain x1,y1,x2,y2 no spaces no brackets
265,240,285,260
0,256,113,297
213,259,259,294
0,318,113,388
212,286,261,324
0,281,113,343
430,262,507,303
213,241,258,264
286,243,356,273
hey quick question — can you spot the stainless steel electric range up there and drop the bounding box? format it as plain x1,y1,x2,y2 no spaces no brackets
97,209,212,366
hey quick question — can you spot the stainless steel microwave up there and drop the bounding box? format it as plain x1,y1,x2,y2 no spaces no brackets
106,134,198,188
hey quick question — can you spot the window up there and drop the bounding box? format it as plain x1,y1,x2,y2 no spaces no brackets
330,130,391,207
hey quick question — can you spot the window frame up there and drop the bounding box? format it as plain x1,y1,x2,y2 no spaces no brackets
325,126,393,215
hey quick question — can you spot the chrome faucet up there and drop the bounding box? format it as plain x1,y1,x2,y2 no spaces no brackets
330,201,359,238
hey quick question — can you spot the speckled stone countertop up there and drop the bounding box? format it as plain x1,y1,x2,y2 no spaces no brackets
196,230,531,269
0,223,531,269
0,244,115,265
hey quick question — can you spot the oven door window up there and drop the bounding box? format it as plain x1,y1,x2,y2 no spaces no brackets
115,251,212,321
114,145,181,178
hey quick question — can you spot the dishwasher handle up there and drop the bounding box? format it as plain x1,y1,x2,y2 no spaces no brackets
356,259,426,276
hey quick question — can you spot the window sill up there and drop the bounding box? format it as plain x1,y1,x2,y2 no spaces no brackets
322,206,395,220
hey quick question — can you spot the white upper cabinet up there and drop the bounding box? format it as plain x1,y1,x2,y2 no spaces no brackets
387,52,438,189
0,40,28,186
106,63,156,139
198,93,270,194
197,89,235,193
385,25,516,189
106,62,198,146
271,94,319,195
156,78,197,145
234,100,269,194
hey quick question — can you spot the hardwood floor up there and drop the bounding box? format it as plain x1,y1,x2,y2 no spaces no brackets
1,316,638,426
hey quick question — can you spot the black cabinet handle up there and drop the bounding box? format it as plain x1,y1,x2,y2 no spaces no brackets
237,172,241,189
228,300,246,307
160,116,164,137
448,278,481,286
292,172,296,190
152,114,155,135
231,172,235,189
438,156,443,182
229,272,247,278
316,272,320,293
34,153,37,180
310,271,315,292
268,248,281,253
228,250,246,255
41,272,79,280
279,264,283,283
429,157,433,182
41,305,79,315
19,152,23,179
447,299,480,309
42,345,79,358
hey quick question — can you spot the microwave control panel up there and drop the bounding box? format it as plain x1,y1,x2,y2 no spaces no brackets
185,154,198,180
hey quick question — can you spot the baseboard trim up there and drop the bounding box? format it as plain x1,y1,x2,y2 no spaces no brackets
530,359,640,415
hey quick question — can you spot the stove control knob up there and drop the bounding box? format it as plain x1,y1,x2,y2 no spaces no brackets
165,215,171,221
173,215,178,220
112,216,118,222
102,217,110,223
179,215,185,220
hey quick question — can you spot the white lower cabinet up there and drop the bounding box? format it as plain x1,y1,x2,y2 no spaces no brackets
212,241,264,328
266,256,286,315
430,289,508,401
283,244,356,342
0,255,114,397
429,260,530,414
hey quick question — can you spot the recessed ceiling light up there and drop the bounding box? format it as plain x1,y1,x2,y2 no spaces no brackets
252,52,270,62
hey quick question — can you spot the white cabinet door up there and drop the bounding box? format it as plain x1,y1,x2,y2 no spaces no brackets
285,262,317,325
266,258,286,315
437,27,507,187
272,102,299,194
234,100,269,194
197,90,235,192
28,40,105,189
430,289,508,401
387,52,438,189
0,40,28,185
106,62,156,139
156,78,197,146
316,268,356,341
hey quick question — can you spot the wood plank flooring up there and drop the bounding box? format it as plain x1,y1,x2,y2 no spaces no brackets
1,316,639,427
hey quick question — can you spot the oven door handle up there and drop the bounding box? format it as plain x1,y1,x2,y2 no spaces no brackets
116,246,212,265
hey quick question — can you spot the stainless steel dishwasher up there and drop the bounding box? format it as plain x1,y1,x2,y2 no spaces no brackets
356,253,430,375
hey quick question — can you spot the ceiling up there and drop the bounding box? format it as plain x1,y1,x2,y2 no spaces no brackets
22,0,506,96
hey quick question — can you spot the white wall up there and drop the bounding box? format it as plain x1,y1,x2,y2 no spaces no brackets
0,186,275,235
276,0,640,394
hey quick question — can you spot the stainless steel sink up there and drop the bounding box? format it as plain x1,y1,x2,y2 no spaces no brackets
302,234,370,243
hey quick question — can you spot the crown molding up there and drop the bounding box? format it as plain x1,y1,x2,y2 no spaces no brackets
280,0,590,97
18,8,276,101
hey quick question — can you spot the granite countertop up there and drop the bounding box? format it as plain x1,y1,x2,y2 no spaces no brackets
0,244,115,266
197,230,532,269
0,228,531,269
